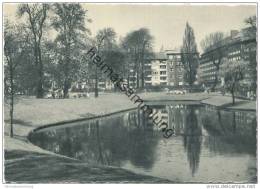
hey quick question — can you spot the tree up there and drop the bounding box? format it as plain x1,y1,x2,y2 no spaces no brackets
94,28,116,97
137,28,154,88
105,48,126,92
220,59,247,105
244,15,256,39
121,28,153,89
181,22,199,87
200,32,225,90
52,3,88,98
244,15,257,95
17,3,49,98
4,21,29,137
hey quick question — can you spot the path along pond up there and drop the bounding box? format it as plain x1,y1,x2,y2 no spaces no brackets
28,102,257,183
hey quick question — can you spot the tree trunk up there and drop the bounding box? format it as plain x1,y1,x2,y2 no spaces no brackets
63,37,71,99
36,66,44,98
34,41,44,98
141,63,144,89
212,65,220,92
63,79,70,98
95,66,99,98
127,74,130,86
10,65,14,138
136,70,139,89
141,42,146,89
232,90,235,105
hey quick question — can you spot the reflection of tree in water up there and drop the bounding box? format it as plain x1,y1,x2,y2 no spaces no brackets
183,105,202,176
29,110,159,169
202,109,256,155
128,129,158,170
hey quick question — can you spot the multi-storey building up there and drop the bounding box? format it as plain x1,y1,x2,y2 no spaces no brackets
144,50,185,87
145,52,168,86
165,50,184,86
199,28,256,94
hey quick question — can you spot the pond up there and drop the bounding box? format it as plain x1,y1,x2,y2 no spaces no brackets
28,103,257,183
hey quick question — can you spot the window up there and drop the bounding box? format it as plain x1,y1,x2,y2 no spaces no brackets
160,77,167,80
160,71,167,75
160,65,166,69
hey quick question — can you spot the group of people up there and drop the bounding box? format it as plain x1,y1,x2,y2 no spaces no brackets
47,89,90,99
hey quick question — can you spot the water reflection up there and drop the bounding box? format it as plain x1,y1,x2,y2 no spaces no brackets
183,106,202,176
29,104,257,182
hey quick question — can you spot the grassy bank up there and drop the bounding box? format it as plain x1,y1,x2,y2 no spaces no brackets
5,150,170,183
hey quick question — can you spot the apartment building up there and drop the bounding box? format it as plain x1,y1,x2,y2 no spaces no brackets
199,28,256,90
144,50,184,87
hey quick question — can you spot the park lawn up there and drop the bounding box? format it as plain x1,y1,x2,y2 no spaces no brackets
4,149,170,183
201,95,256,111
4,93,136,137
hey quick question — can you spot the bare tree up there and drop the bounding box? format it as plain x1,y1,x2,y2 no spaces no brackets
220,59,247,105
17,3,49,98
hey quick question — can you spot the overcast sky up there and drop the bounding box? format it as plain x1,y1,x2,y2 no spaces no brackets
4,3,256,52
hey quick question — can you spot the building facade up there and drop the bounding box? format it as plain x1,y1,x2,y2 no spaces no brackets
144,50,185,87
199,28,256,95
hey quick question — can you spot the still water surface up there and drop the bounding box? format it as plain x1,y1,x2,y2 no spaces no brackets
29,104,257,183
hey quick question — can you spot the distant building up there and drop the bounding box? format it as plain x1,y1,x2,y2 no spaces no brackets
165,50,184,86
199,28,256,95
144,52,168,86
144,50,185,87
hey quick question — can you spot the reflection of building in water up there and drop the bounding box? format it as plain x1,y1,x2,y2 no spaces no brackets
145,105,169,130
145,104,198,134
167,104,187,135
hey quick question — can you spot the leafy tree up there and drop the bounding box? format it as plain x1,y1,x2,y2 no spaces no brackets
244,15,257,95
4,21,30,137
200,32,225,90
94,27,117,97
181,22,199,87
52,3,89,98
17,3,49,98
220,59,247,105
121,28,153,89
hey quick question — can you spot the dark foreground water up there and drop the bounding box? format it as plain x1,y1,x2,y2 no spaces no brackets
29,103,257,183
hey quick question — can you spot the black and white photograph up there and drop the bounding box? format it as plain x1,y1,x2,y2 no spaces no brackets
1,0,258,187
